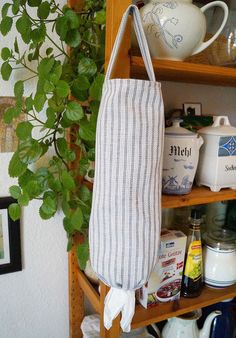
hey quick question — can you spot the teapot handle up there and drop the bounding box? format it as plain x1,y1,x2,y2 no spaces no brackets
191,1,228,56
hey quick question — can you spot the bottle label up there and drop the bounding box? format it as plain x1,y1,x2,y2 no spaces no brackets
184,240,202,281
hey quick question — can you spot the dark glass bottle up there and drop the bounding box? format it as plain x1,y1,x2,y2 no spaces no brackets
181,209,203,298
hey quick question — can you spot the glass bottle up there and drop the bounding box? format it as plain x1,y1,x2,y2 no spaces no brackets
181,209,203,298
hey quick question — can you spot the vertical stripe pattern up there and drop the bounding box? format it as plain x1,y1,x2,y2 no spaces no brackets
89,78,164,290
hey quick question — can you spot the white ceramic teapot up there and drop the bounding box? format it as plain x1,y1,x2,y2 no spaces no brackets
140,0,228,60
162,309,221,338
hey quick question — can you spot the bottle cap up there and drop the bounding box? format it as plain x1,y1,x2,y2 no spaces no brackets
191,209,201,219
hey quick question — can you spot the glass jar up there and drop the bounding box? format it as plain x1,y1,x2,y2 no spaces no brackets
203,229,236,288
207,0,236,66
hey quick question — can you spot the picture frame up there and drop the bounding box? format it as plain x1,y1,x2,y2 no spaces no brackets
183,102,202,116
0,197,22,275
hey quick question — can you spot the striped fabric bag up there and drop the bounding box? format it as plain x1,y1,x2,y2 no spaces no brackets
89,4,164,332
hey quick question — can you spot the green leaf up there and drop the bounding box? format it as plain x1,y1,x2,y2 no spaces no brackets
40,195,57,217
31,24,46,44
67,237,73,251
8,152,27,178
16,121,33,140
55,16,68,41
18,169,34,189
25,95,33,111
38,57,54,77
73,75,90,91
1,61,12,80
14,80,24,99
9,185,21,199
65,9,80,29
18,139,43,164
61,171,75,190
0,16,13,36
94,9,106,25
78,57,97,77
63,217,74,234
79,118,96,142
71,207,83,231
46,47,53,56
9,203,21,221
16,12,31,43
1,47,11,61
55,80,70,98
4,107,15,124
18,192,30,206
77,242,89,270
37,1,50,19
48,178,62,193
28,0,42,7
25,180,42,198
65,101,84,121
34,93,46,112
43,80,54,93
89,73,105,101
12,0,20,15
65,29,81,48
1,3,11,18
79,185,92,202
78,157,89,176
14,38,19,54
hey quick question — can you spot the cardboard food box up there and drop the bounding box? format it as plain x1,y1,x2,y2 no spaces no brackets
136,229,187,308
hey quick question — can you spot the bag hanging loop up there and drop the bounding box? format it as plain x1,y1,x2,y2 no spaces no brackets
105,5,156,82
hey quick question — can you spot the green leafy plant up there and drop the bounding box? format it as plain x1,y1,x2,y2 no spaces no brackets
0,0,106,269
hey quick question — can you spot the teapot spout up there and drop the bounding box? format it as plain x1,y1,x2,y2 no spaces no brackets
200,310,221,338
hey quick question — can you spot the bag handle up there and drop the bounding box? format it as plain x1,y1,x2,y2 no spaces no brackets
105,4,156,82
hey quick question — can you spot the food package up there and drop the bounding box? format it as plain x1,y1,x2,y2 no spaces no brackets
136,229,187,308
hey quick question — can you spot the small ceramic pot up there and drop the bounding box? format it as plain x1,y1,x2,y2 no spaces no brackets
162,120,203,195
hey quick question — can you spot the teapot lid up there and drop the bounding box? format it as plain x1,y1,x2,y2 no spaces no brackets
165,119,197,138
204,229,236,251
198,116,236,136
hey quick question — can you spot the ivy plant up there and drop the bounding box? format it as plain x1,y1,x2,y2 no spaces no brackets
0,0,106,269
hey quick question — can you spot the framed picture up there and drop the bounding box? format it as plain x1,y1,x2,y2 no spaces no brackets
0,197,22,275
183,102,202,116
0,97,25,153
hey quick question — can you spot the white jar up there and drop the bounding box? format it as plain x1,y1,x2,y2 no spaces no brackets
162,119,203,195
203,229,236,288
196,116,236,192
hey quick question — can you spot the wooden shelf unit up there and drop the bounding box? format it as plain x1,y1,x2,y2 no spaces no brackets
76,268,236,330
69,1,236,337
131,56,236,86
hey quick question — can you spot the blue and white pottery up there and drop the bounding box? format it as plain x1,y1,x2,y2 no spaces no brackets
162,120,204,195
196,116,236,192
139,0,228,60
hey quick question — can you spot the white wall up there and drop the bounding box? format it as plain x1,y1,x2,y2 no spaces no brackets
0,1,69,338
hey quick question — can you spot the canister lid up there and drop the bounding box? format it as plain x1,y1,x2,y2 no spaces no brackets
165,119,197,138
198,116,236,136
204,229,236,251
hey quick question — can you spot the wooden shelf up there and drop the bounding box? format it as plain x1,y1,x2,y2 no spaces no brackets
162,186,236,209
84,181,236,209
77,267,236,330
132,284,236,329
131,56,236,86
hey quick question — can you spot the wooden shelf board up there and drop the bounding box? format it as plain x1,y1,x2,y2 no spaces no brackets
84,180,236,209
132,284,236,329
77,268,100,314
131,56,236,86
162,186,236,209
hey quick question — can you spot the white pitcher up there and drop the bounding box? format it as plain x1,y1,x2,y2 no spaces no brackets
162,309,221,338
140,0,228,60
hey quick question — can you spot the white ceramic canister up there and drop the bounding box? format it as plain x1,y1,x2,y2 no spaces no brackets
139,0,228,60
203,229,236,288
162,120,204,195
196,116,236,192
